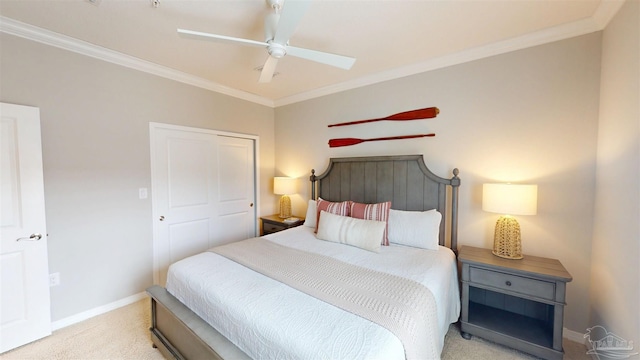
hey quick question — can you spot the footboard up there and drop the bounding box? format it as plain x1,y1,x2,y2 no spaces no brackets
146,285,250,360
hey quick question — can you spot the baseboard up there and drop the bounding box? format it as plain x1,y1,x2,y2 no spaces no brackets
564,327,586,344
51,292,148,331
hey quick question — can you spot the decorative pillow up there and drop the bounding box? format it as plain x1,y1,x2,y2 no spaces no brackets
303,199,317,228
388,209,442,250
349,201,391,246
316,211,384,253
315,198,351,233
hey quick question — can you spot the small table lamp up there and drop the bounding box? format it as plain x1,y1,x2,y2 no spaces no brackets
482,183,538,259
274,177,296,218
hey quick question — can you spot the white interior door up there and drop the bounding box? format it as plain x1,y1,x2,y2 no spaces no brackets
151,124,257,286
0,103,51,353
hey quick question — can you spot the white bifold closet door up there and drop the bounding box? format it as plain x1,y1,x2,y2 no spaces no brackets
150,123,257,286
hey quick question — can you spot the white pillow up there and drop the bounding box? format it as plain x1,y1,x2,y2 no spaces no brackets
316,211,384,253
388,209,442,250
303,199,317,228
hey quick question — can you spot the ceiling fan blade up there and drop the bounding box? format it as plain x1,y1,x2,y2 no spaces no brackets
259,56,279,83
287,46,356,70
273,0,311,44
264,13,279,42
178,28,267,49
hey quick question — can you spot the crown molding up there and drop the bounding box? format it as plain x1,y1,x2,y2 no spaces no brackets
1,0,623,109
274,0,624,106
592,0,627,28
274,14,608,107
0,16,275,108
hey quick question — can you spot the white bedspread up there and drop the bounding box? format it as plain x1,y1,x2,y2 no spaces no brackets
166,226,460,360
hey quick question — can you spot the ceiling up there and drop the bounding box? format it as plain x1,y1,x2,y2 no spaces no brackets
0,0,624,107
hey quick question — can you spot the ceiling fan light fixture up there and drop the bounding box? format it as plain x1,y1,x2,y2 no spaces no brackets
267,43,287,59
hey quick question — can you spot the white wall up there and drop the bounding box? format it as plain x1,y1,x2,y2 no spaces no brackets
275,33,603,333
590,0,639,347
0,33,275,321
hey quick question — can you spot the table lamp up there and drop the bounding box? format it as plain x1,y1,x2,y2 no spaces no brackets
274,177,296,218
482,183,538,259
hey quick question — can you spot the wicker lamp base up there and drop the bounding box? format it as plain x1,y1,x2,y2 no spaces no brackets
279,194,292,218
492,215,523,259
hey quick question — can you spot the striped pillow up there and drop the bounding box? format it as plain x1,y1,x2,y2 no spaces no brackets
350,201,392,245
315,198,352,233
317,211,384,253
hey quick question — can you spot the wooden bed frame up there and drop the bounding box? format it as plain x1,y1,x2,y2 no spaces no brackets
147,154,460,359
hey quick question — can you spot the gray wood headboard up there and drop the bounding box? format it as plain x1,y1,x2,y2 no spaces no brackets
310,155,460,251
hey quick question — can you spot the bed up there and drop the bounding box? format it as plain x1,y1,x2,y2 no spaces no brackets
147,154,461,360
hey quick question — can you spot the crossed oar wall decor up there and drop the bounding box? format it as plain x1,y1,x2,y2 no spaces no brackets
328,107,439,148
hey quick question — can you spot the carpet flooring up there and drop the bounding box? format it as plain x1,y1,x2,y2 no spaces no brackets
3,299,590,359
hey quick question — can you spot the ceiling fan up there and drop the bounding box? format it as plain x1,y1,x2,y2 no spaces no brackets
177,0,356,83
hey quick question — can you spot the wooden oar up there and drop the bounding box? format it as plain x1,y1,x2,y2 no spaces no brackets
328,134,435,148
328,107,439,127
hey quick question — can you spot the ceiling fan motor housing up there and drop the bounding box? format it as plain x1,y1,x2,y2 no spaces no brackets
267,42,287,58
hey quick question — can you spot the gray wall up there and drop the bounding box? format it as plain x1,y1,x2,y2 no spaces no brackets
275,33,603,334
590,0,639,347
0,33,275,321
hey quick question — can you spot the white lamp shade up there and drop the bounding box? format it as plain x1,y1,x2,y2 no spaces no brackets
273,177,296,195
483,183,538,216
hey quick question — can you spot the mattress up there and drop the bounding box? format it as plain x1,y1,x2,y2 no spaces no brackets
166,226,460,359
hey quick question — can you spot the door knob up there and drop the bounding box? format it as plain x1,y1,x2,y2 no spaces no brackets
249,203,254,207
159,216,165,221
16,233,43,242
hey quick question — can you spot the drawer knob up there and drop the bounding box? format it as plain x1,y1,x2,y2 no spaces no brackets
505,280,512,286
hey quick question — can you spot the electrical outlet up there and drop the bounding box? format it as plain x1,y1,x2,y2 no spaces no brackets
49,272,60,287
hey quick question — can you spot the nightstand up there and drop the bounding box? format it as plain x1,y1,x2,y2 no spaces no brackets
260,214,305,235
459,246,572,360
